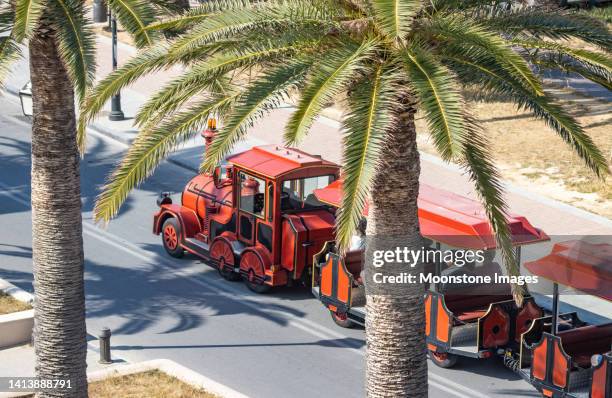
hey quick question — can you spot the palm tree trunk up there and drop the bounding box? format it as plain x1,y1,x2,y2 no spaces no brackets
29,23,88,398
365,105,427,397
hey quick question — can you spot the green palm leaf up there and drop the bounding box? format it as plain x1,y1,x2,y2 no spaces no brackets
371,0,419,41
167,1,339,57
444,48,609,177
460,123,524,301
425,14,543,96
284,39,377,145
483,10,612,51
514,38,612,81
0,36,22,89
144,0,252,32
94,93,238,223
402,45,466,160
336,63,402,251
203,59,314,172
12,0,46,41
108,0,158,48
136,38,317,129
48,0,96,102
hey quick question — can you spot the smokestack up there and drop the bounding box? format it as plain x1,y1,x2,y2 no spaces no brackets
202,118,217,155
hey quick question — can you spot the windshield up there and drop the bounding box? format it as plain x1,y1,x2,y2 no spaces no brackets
281,175,335,212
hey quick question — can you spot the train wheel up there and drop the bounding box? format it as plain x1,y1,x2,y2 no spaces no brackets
241,251,271,294
218,257,240,281
210,238,240,281
162,218,184,258
429,350,458,368
330,310,355,329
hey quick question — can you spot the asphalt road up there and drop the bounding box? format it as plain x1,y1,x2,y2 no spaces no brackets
0,93,546,398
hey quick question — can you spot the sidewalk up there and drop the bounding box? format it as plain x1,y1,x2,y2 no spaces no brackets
0,343,119,398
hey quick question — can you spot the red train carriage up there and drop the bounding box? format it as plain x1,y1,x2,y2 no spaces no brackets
516,241,612,398
310,179,550,367
154,121,341,292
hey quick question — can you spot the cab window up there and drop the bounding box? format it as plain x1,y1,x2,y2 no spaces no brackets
281,175,335,212
239,172,266,218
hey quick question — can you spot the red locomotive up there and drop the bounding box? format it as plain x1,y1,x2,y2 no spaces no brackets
153,120,341,292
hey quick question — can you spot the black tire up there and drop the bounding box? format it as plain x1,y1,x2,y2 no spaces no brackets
330,310,355,329
161,218,184,258
217,257,240,281
244,270,271,294
429,350,458,368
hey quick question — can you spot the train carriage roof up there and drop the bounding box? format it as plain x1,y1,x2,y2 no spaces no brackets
226,145,338,179
524,240,612,301
313,180,549,250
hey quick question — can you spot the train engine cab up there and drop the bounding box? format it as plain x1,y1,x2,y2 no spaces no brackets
153,121,340,292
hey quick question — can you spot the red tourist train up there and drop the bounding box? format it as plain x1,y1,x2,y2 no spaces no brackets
154,121,611,397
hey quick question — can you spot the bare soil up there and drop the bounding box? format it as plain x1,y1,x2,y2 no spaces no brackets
415,85,612,218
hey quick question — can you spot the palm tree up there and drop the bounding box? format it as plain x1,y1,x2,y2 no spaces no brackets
0,1,172,396
79,1,611,396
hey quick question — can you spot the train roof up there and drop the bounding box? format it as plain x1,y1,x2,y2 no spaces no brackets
524,240,612,301
226,145,338,179
313,180,549,250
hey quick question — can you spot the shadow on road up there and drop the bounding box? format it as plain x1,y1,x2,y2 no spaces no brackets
112,337,365,351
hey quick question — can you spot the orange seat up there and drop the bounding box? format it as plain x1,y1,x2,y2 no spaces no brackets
455,309,488,322
559,323,612,367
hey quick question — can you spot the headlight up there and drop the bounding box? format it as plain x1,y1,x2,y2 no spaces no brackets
591,354,603,367
157,192,173,207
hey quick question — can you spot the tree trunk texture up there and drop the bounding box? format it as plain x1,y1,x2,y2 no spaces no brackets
365,105,427,397
29,22,88,398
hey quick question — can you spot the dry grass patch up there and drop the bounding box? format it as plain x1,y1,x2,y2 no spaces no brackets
88,370,220,398
416,86,612,217
0,291,32,315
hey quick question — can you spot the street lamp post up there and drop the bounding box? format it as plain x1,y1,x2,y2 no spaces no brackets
109,13,125,121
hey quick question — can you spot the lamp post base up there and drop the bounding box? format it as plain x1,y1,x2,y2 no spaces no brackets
109,93,125,121
109,110,125,121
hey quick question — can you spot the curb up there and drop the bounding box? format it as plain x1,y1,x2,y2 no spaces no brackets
87,359,249,398
0,278,34,350
0,279,34,305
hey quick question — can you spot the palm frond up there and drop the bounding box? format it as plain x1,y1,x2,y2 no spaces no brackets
48,0,96,102
513,38,612,81
13,0,46,41
284,39,377,145
144,0,252,32
402,45,466,160
167,1,340,57
0,8,14,34
0,36,22,89
444,48,609,177
460,119,524,303
136,37,318,129
108,0,158,48
534,57,611,91
94,93,237,223
78,45,171,150
203,59,314,171
370,0,419,41
336,63,402,251
483,10,612,51
424,14,543,96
